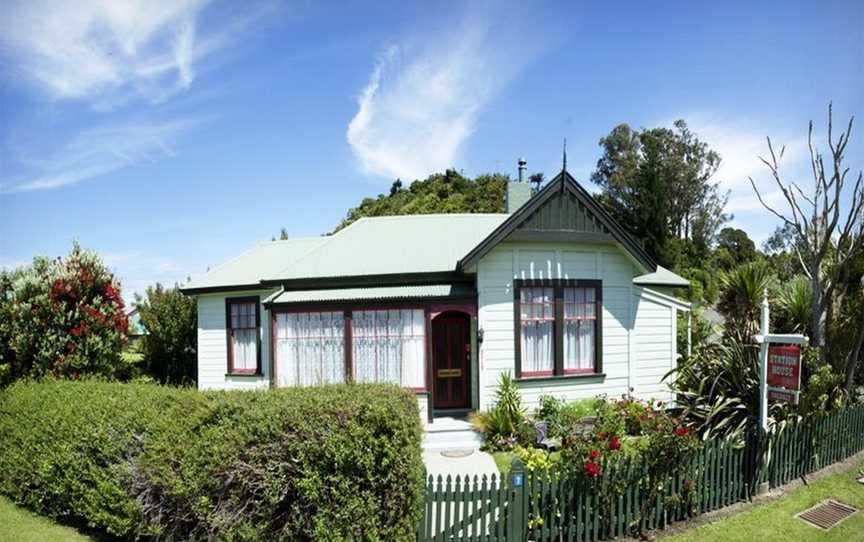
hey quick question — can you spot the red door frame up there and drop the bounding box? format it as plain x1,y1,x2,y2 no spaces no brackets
431,312,471,409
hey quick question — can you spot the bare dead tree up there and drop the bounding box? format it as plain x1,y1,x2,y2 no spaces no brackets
749,103,864,392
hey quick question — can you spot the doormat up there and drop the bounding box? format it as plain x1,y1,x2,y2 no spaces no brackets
440,449,474,458
795,500,857,530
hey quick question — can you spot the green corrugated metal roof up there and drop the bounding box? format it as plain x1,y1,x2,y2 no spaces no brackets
270,214,508,280
182,212,686,293
266,283,474,304
182,214,507,292
183,237,327,291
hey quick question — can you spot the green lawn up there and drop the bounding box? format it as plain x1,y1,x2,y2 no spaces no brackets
664,459,864,542
492,451,515,476
0,496,94,542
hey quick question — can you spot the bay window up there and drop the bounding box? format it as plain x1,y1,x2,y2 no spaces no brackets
272,306,427,390
226,297,260,374
352,309,425,388
274,311,345,386
514,279,602,379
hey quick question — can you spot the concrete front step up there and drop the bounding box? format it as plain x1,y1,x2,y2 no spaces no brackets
422,416,485,451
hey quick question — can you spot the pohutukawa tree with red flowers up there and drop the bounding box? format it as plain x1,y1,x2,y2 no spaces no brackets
1,243,128,383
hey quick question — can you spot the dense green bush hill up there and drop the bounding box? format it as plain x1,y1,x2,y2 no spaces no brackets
0,380,423,541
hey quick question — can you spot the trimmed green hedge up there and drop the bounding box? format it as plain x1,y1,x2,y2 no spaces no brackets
0,380,423,541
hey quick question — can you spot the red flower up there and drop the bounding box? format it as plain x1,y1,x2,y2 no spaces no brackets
114,313,129,334
584,461,601,478
103,284,122,305
609,436,621,450
83,305,107,325
50,279,65,300
589,450,601,460
675,426,689,437
69,321,90,337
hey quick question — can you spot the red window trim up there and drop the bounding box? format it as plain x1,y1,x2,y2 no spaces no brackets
513,279,603,380
226,296,261,375
521,370,555,377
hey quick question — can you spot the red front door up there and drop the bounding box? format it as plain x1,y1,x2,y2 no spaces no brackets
432,313,470,409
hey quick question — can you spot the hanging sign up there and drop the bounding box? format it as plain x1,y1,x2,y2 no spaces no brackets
765,343,802,405
767,344,801,390
767,387,799,404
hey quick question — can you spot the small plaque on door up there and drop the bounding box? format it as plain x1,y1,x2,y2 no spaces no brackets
437,368,462,378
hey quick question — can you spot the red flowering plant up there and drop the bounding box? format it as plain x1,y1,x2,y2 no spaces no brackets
3,242,127,382
557,394,703,534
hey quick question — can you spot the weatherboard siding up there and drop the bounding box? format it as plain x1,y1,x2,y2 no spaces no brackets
196,289,276,391
632,290,676,403
476,242,675,411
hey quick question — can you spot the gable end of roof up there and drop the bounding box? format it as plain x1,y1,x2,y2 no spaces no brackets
458,171,657,272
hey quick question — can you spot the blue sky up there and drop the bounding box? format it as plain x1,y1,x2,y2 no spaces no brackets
1,0,862,302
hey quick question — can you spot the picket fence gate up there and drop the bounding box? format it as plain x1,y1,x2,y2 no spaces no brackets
417,404,864,542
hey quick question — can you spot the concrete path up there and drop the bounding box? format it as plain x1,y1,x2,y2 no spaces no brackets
422,448,500,479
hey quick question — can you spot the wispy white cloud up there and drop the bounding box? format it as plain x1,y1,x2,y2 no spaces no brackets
102,250,189,304
678,115,809,192
347,8,558,182
725,189,785,214
0,118,202,193
662,115,810,227
0,0,262,106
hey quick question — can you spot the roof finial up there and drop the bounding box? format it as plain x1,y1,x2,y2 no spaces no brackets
562,138,568,172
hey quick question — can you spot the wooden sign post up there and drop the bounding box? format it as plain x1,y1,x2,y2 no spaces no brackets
754,290,808,495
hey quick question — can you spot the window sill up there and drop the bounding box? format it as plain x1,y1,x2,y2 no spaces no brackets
225,372,263,377
516,372,605,384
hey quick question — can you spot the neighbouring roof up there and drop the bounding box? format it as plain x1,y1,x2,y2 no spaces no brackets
633,265,690,288
182,237,327,292
126,307,146,335
264,283,475,305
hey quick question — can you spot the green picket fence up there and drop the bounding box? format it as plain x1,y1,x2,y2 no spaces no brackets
418,405,864,542
417,473,514,541
523,439,751,542
768,404,864,487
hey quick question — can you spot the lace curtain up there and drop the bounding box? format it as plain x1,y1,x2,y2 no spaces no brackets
353,309,425,388
275,311,345,386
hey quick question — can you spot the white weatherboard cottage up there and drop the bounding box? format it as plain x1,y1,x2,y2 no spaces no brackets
181,166,690,434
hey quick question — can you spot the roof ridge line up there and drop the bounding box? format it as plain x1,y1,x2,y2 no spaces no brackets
260,236,326,245
266,223,354,279
184,237,329,290
354,213,508,221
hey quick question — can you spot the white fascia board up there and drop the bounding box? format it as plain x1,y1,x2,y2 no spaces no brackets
637,287,692,312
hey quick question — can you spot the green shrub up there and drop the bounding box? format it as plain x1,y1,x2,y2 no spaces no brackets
535,395,599,438
0,380,423,541
512,445,559,474
800,362,847,415
470,372,528,449
135,284,197,385
1,243,127,383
